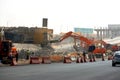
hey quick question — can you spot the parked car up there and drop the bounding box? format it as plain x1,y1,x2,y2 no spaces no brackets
112,51,120,67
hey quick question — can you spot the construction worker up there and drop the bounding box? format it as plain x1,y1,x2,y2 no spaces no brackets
11,45,17,57
88,44,96,62
83,51,87,62
15,51,18,62
11,45,18,62
26,50,30,60
31,52,35,57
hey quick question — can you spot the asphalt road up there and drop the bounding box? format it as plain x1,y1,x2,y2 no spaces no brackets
0,60,120,80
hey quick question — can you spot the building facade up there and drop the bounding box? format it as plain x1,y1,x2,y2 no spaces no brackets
0,27,53,44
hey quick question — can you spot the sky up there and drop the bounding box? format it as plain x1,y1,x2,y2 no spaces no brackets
0,0,120,34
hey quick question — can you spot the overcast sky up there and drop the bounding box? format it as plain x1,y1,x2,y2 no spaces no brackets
0,0,120,34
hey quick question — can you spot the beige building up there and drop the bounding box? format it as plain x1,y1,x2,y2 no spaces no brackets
34,27,53,44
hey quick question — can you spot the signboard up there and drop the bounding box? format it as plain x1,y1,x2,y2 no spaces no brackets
74,28,93,34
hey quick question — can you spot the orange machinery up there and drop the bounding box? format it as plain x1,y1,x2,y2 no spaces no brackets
0,33,17,64
58,31,108,61
0,40,12,64
50,31,119,61
59,31,107,53
51,31,107,54
0,40,18,64
59,31,92,46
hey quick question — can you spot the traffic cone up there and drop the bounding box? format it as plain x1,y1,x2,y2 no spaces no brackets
80,57,83,63
102,54,105,61
76,57,80,63
102,57,105,61
63,57,66,63
89,59,92,62
89,53,93,62
93,56,96,62
10,58,17,66
108,55,112,60
83,56,87,62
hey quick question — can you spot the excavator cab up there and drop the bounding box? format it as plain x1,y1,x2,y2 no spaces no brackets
1,40,12,55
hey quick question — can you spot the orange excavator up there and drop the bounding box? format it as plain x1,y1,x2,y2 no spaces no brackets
50,31,107,61
0,28,17,64
51,31,120,61
59,31,92,45
56,31,106,51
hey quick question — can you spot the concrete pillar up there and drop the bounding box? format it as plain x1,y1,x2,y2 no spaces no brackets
100,27,102,40
105,27,109,38
96,30,100,40
118,28,120,36
102,28,106,39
